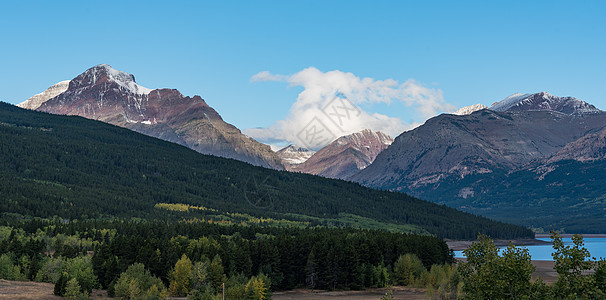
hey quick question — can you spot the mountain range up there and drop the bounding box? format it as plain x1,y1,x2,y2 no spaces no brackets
16,64,606,233
0,102,532,239
352,92,606,232
286,129,392,179
20,64,397,178
20,64,284,169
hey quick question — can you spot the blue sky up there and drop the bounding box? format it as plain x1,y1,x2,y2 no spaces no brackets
1,1,605,148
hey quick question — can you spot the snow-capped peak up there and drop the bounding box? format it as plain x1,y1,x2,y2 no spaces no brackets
489,92,600,115
277,144,315,165
79,64,152,95
489,93,533,112
453,104,488,115
17,80,70,110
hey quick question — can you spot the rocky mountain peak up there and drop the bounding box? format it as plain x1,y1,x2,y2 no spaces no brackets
70,64,151,95
344,129,393,146
490,92,600,115
31,64,284,170
290,130,393,179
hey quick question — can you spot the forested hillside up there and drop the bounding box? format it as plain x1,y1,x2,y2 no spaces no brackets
0,102,531,240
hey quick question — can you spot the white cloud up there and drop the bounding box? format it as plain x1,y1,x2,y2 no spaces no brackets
250,71,288,82
245,67,454,150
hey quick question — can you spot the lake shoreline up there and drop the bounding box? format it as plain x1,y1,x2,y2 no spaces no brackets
535,233,606,239
445,233,606,252
446,238,551,251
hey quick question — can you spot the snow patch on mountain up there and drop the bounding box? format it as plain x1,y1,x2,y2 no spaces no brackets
80,64,152,95
454,104,488,115
489,92,601,115
277,145,315,165
18,80,70,110
489,93,532,112
101,64,152,95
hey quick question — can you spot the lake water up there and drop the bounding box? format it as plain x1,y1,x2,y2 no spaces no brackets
454,238,606,261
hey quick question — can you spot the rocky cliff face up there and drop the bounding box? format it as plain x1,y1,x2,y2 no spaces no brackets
291,129,392,179
18,80,70,110
30,64,284,169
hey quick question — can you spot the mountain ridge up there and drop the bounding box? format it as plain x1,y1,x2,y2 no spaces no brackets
352,92,606,231
18,80,70,110
0,101,532,239
290,129,392,179
29,64,284,169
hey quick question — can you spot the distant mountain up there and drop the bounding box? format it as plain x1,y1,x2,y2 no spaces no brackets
352,93,606,232
490,92,600,115
276,145,315,167
18,80,70,110
453,104,487,115
25,64,284,169
0,102,532,239
291,129,392,180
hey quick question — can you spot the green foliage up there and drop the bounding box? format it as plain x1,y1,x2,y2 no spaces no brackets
114,263,166,300
551,232,604,298
169,254,194,297
594,259,606,293
64,256,98,293
1,218,454,293
373,263,390,288
224,273,248,300
245,274,270,300
421,264,462,299
64,277,87,300
456,233,606,299
54,272,68,296
458,234,536,299
380,289,394,300
208,255,226,293
393,253,425,286
35,256,64,283
187,286,219,300
0,102,531,240
0,253,25,280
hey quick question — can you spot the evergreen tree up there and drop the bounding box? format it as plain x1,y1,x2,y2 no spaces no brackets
208,254,225,293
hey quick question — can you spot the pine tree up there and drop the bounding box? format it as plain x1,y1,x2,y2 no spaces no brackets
208,254,225,292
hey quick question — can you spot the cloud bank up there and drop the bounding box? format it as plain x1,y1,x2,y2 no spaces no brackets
246,67,454,150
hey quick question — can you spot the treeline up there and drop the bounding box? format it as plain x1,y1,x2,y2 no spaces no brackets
0,219,453,298
0,102,532,240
